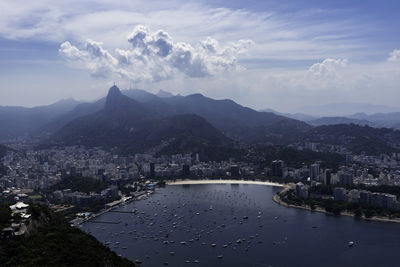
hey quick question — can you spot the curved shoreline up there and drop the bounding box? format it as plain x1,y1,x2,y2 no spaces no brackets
272,187,400,224
167,179,400,224
166,179,285,187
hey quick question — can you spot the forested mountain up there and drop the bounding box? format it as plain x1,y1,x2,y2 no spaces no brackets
3,86,400,157
34,88,310,145
52,86,238,161
305,124,400,155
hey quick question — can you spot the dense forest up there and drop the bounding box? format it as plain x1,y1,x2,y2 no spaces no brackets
305,124,400,155
49,176,107,194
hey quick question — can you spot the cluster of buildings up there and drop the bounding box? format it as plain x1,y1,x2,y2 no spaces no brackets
0,146,263,207
1,202,31,241
51,185,118,207
2,139,400,211
295,180,400,211
0,146,262,193
294,142,350,155
333,187,400,210
269,157,400,188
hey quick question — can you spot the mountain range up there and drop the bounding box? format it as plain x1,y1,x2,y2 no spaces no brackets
293,102,400,117
261,108,400,130
2,86,400,157
42,87,311,146
51,86,238,161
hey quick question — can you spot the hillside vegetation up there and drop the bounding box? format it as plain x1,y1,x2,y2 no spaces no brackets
49,176,107,194
0,204,135,267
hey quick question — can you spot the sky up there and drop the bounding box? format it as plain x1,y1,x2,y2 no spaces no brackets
0,0,399,112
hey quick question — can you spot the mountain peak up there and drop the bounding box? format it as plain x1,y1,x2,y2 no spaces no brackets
187,93,205,99
103,85,158,121
105,85,127,112
156,89,174,98
108,85,122,97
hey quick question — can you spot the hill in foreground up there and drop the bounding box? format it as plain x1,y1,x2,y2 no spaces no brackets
0,204,135,267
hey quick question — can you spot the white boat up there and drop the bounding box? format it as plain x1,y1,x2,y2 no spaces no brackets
348,241,354,247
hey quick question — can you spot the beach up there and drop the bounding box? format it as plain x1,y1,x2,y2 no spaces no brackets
167,179,285,187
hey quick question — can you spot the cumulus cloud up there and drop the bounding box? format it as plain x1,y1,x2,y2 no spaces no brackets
307,58,348,79
59,25,253,82
388,49,400,62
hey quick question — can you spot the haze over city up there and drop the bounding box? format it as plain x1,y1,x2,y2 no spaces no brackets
1,0,400,112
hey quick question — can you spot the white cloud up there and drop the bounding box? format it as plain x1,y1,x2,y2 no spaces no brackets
59,25,253,82
307,58,348,79
1,0,399,110
388,49,400,62
0,0,373,62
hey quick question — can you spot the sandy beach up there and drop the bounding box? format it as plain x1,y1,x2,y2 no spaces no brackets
166,179,285,187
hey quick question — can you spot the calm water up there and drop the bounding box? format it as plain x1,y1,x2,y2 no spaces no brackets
81,184,400,266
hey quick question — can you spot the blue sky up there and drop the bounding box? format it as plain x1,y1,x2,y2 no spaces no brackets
0,0,399,112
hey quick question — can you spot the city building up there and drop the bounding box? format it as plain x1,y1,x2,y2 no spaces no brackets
296,182,309,199
310,163,320,181
271,160,284,178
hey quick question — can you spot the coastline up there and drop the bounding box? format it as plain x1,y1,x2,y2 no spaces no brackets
74,180,282,226
70,191,151,226
76,179,400,226
166,179,285,187
272,186,400,224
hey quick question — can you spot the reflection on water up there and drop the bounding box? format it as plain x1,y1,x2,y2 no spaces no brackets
82,184,400,267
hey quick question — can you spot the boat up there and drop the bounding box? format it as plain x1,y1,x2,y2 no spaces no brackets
218,255,223,259
211,243,216,247
348,241,354,247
